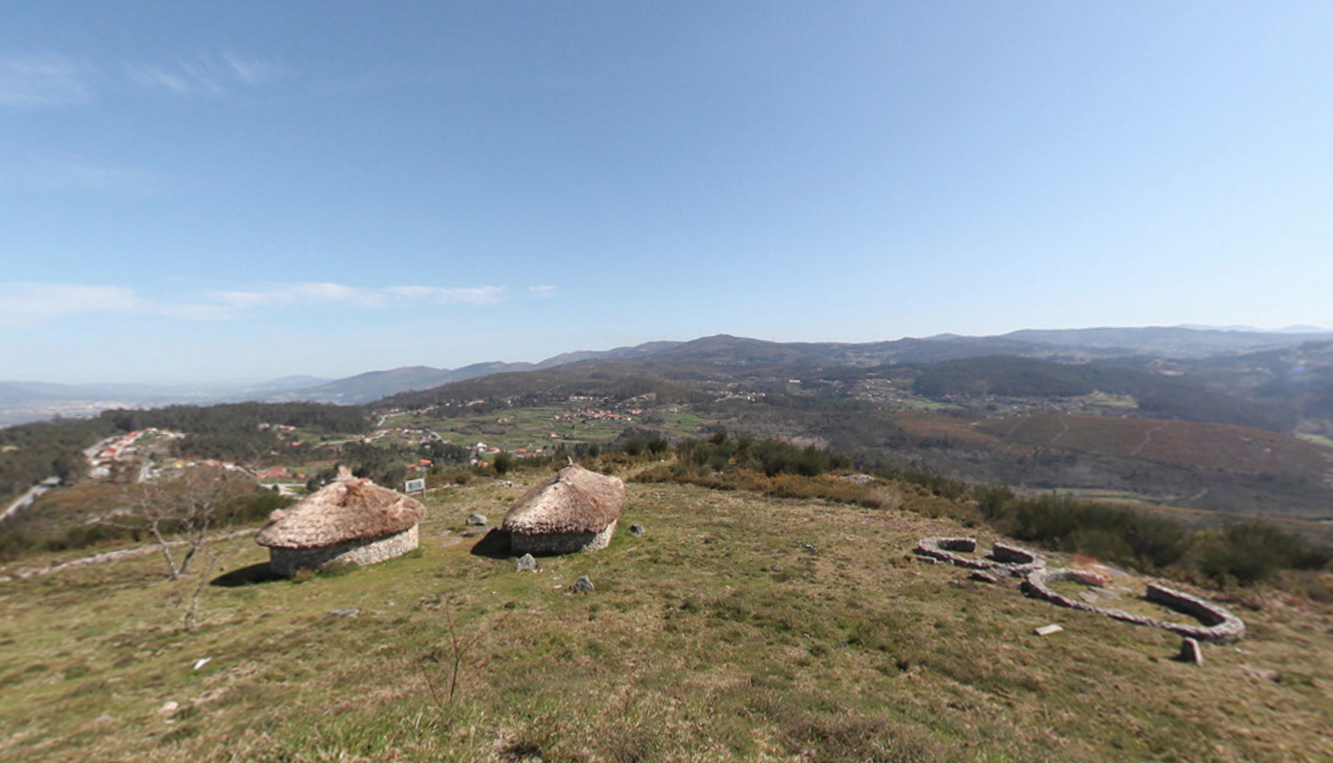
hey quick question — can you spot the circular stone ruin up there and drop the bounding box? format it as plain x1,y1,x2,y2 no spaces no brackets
914,536,1046,576
1021,567,1246,644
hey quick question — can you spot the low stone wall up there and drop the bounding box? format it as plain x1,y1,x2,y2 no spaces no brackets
1021,567,1245,644
914,536,1046,576
268,526,419,577
511,520,617,555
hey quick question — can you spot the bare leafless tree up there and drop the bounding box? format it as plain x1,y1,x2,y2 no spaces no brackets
123,465,253,580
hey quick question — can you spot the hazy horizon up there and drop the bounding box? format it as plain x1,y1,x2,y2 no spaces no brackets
2,322,1330,388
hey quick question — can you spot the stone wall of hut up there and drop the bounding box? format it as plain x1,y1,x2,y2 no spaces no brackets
511,519,617,555
268,525,419,577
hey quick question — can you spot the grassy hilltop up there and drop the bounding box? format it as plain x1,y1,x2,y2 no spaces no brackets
2,467,1331,762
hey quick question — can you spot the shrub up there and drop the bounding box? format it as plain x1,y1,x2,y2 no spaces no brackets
1194,520,1327,585
972,484,1016,524
1006,495,1190,570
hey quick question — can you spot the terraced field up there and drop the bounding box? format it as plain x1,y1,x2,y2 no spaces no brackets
980,414,1333,475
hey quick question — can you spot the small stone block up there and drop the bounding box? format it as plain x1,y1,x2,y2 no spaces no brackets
629,524,646,537
465,513,488,526
1034,624,1064,636
1180,637,1203,665
515,553,537,572
969,570,999,584
573,575,595,592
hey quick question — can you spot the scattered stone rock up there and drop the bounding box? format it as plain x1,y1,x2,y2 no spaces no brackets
466,513,488,526
94,714,115,724
328,607,360,618
969,570,999,584
516,553,537,572
839,473,876,485
157,701,179,716
192,657,212,670
1239,665,1280,682
1034,624,1064,636
769,565,784,573
629,524,646,537
573,575,595,592
1179,637,1204,665
459,527,489,537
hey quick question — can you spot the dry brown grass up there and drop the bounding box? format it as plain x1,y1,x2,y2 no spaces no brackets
979,414,1332,474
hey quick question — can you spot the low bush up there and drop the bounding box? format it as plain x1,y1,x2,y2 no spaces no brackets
1005,495,1190,570
1194,520,1333,585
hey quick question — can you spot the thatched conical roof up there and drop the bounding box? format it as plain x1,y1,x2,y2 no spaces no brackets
256,470,426,549
502,463,624,535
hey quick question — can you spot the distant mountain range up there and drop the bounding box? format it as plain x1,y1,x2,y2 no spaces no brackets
3,325,1332,425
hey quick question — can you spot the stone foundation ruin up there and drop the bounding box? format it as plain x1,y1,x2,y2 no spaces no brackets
1021,567,1246,644
914,536,1046,576
915,536,1245,643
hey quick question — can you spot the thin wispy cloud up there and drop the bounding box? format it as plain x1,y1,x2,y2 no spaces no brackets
0,281,513,328
221,50,279,85
124,50,282,96
0,284,144,328
214,283,508,310
528,285,557,298
388,285,509,304
16,154,164,193
0,55,92,107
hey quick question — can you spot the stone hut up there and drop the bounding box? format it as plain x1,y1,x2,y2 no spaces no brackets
502,463,624,554
256,469,426,577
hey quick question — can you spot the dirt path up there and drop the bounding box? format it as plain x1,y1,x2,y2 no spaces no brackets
0,529,254,582
1049,415,1070,445
0,479,57,523
1130,421,1170,457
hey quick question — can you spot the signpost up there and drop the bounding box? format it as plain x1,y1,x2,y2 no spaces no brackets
404,478,426,494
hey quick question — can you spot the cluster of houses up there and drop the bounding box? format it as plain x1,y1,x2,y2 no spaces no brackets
85,429,186,479
555,407,643,424
466,442,551,466
255,463,624,575
255,465,310,482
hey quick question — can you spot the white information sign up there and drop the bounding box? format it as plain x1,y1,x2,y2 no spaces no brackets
404,478,426,493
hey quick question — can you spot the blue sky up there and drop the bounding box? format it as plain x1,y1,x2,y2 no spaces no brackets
3,2,1331,384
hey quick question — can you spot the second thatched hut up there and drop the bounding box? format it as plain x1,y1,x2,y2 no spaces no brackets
502,463,624,554
256,469,426,576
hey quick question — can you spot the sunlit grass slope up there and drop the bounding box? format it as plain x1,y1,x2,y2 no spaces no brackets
1,478,1330,762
